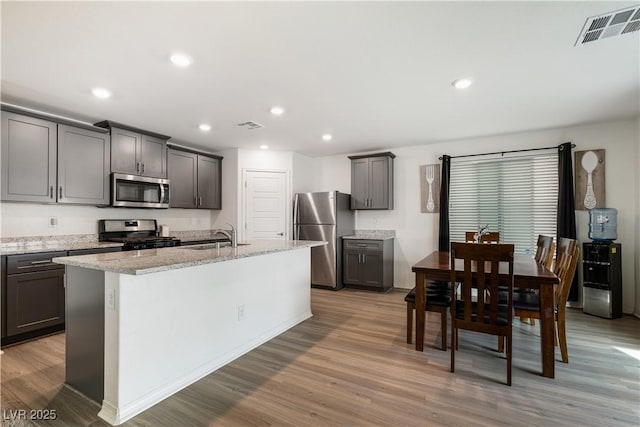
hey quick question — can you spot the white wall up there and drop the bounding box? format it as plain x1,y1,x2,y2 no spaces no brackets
635,118,640,318
0,202,212,237
317,118,639,314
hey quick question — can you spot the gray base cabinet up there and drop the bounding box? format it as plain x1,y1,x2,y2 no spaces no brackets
348,152,395,210
4,251,67,337
168,148,222,209
343,239,394,291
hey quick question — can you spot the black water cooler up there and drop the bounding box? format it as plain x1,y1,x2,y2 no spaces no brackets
582,208,622,319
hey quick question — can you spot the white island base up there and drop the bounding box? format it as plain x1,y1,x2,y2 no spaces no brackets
63,245,314,425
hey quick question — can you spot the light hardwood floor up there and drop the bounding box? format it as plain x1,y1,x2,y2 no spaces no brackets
1,288,639,426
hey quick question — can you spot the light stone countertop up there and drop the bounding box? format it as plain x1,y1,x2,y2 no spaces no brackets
343,230,395,240
0,237,123,256
53,240,327,275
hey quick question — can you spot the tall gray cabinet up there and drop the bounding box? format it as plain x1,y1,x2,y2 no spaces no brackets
95,121,169,179
348,152,395,210
167,148,222,209
1,110,111,205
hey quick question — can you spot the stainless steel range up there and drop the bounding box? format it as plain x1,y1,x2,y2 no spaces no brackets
98,219,180,250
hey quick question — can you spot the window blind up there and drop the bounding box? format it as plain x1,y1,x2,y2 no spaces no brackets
449,152,558,255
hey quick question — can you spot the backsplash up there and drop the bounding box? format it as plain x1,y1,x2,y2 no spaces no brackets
0,202,213,238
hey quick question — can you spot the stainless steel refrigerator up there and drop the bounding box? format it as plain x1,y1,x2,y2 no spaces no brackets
294,191,354,289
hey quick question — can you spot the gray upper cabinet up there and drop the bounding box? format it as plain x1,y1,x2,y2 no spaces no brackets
1,112,57,203
168,149,197,208
197,155,221,209
1,111,109,206
167,148,222,210
110,127,139,175
140,134,167,178
348,152,395,210
57,125,110,205
95,121,169,178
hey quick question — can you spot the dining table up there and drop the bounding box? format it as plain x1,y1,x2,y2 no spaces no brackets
411,250,560,378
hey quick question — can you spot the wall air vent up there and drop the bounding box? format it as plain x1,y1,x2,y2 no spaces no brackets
576,5,640,46
237,121,264,130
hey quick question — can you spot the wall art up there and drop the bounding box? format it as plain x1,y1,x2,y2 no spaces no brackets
575,149,605,210
420,164,440,213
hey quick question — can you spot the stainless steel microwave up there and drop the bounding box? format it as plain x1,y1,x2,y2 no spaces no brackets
111,173,170,208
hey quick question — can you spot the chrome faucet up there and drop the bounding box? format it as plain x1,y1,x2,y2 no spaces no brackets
214,223,237,247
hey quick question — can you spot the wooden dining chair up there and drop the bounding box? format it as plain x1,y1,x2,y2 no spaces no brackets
405,280,451,350
520,235,556,325
450,242,515,386
465,231,500,243
514,237,579,363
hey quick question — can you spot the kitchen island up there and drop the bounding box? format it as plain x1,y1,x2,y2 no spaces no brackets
54,240,325,426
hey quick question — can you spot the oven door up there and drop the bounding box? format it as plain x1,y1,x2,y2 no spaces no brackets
112,173,170,208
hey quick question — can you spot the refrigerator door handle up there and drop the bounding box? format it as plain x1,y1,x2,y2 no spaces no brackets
293,195,299,236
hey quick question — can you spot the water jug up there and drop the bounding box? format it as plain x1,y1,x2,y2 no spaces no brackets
588,208,617,241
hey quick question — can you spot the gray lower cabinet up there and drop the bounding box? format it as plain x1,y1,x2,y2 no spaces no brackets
1,111,57,203
1,111,111,205
343,239,394,291
348,152,395,210
97,122,169,178
57,125,111,205
168,148,222,209
4,251,67,338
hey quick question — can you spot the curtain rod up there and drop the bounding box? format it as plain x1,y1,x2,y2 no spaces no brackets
438,142,575,160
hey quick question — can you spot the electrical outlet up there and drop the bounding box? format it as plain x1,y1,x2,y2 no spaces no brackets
237,304,245,321
48,216,58,228
107,289,116,310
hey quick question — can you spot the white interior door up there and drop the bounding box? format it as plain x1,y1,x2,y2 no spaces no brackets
244,170,288,240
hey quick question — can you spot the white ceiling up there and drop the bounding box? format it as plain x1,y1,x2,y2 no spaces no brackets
2,1,639,157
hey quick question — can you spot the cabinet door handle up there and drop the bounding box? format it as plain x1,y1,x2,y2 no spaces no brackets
363,254,366,263
141,163,145,174
198,196,202,206
136,162,140,173
50,186,54,198
59,186,63,199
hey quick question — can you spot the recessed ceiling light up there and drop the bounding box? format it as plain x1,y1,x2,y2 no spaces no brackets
91,87,111,99
452,78,473,89
198,124,211,131
260,144,269,150
322,134,333,142
170,53,193,67
270,106,285,116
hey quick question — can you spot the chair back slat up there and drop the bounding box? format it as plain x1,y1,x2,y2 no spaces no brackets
534,235,555,269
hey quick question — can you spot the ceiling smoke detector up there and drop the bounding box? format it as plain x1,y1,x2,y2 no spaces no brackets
236,121,264,130
575,5,640,46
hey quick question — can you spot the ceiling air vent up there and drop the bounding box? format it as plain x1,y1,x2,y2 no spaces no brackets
576,5,640,46
237,121,264,130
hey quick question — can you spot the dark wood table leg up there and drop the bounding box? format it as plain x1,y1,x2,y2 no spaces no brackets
415,272,425,351
539,283,555,378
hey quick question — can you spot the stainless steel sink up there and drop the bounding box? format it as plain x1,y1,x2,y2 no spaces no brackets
184,243,250,250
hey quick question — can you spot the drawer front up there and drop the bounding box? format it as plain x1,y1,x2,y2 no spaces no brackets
344,239,383,251
7,251,67,274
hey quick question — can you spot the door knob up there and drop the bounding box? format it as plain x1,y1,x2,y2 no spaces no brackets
277,232,284,236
